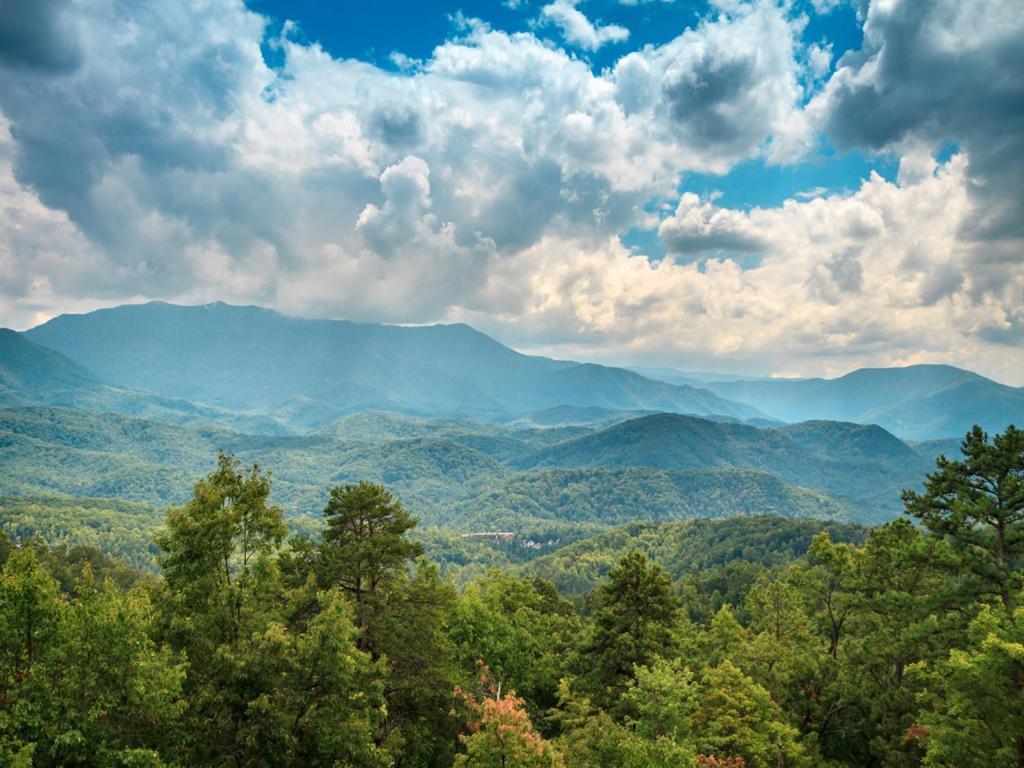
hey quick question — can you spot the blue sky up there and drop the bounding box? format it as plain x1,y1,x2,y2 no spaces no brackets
0,0,1021,382
251,0,879,209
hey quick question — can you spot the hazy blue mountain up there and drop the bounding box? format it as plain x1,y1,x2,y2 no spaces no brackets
0,329,288,434
0,328,98,395
516,413,931,521
629,366,764,386
699,364,1023,440
24,302,762,428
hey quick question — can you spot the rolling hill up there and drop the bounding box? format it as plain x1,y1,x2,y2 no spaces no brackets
515,413,932,521
442,467,850,531
23,301,762,428
1,404,930,528
524,516,868,598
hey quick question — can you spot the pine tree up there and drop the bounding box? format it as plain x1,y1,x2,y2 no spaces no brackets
903,425,1024,609
584,551,680,708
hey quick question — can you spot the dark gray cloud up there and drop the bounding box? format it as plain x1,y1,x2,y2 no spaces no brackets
663,53,758,152
660,228,765,255
818,0,1024,239
367,105,423,150
0,0,81,73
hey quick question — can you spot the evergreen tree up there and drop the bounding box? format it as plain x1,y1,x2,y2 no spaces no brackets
320,481,423,608
903,424,1024,609
317,482,457,766
583,550,680,708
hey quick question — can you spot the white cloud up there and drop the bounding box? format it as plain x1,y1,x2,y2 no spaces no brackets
540,0,630,51
0,0,1020,383
462,153,1023,382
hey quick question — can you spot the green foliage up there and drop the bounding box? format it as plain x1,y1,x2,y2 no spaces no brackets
0,423,1020,768
526,516,867,600
903,424,1024,608
0,549,184,767
1,495,164,572
320,481,423,603
448,572,582,724
155,455,388,767
582,551,680,707
915,602,1024,767
693,661,808,767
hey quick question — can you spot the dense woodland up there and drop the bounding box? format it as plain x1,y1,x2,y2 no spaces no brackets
1,424,1023,767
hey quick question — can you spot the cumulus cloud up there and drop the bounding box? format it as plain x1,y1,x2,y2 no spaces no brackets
612,0,811,165
809,0,1024,239
540,0,630,51
0,0,1020,382
477,154,1023,381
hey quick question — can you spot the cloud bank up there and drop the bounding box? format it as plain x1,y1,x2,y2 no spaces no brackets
0,0,1021,383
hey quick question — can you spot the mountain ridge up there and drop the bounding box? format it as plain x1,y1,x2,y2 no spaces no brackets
694,364,1023,440
23,301,763,428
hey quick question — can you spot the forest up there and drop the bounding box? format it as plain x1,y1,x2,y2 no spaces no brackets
1,424,1022,768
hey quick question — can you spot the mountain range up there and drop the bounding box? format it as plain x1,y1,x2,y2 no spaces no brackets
22,302,760,429
0,299,1018,569
6,301,1017,439
641,364,1023,441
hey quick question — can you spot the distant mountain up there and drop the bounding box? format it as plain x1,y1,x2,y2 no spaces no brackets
0,329,286,434
516,413,931,521
629,366,764,386
23,302,762,428
0,328,99,396
698,365,1023,440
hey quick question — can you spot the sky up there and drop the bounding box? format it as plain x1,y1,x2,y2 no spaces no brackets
0,0,1022,383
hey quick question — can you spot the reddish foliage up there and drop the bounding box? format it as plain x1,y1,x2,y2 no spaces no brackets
906,724,931,743
696,756,747,768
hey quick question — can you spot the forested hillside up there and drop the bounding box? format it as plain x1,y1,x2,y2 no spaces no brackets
516,413,932,521
2,425,1022,767
0,405,930,533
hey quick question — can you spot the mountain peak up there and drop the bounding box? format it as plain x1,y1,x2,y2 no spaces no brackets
22,302,758,428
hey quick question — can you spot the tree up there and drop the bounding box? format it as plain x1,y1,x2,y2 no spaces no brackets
449,572,581,725
316,482,457,766
903,424,1024,610
583,551,680,708
155,455,388,767
34,573,185,767
0,551,185,767
454,668,564,768
0,548,63,766
694,661,807,768
915,602,1024,768
617,658,699,768
158,452,287,651
235,588,389,768
320,481,422,608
